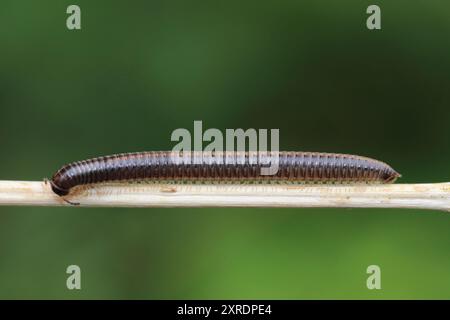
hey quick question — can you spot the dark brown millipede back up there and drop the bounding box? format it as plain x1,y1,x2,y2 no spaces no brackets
49,151,401,197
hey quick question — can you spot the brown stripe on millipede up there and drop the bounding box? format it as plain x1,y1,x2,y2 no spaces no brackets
49,151,401,197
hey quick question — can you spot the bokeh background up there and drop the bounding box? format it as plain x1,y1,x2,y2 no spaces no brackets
0,0,449,299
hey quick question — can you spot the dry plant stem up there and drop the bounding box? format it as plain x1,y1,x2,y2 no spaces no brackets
0,180,449,211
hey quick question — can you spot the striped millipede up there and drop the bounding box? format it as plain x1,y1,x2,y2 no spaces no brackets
49,151,400,198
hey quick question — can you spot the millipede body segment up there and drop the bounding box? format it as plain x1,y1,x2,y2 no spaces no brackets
50,151,401,197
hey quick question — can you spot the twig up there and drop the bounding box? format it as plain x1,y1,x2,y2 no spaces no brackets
0,180,449,211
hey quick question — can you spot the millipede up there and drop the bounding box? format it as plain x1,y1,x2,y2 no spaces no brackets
49,151,401,198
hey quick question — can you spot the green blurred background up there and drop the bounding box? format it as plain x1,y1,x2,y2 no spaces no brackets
0,0,449,299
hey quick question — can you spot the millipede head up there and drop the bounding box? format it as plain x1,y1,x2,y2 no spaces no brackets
50,180,70,196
